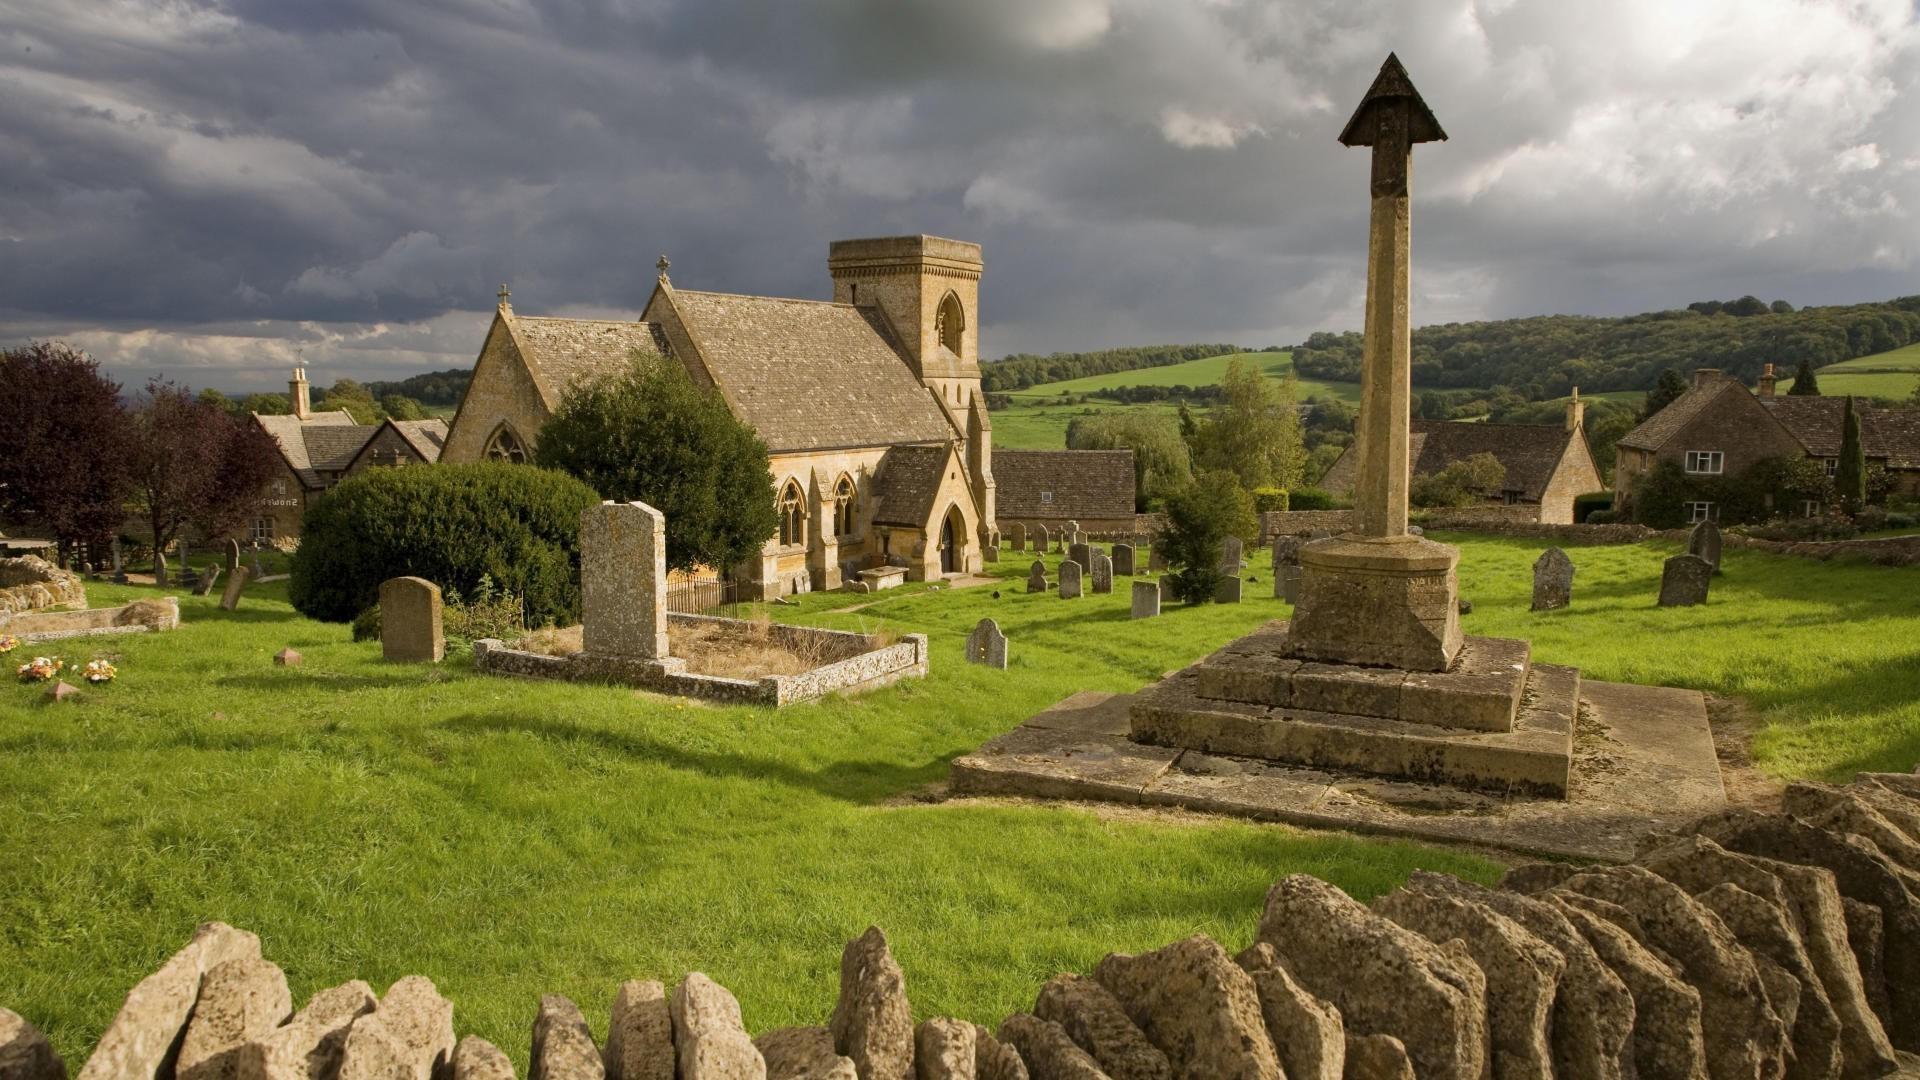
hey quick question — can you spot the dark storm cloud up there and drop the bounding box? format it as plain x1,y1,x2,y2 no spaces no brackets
0,0,1914,388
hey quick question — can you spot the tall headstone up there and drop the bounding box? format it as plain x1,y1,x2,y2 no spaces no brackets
153,551,168,588
581,500,670,659
1219,536,1245,573
1111,543,1135,576
250,546,266,578
1286,55,1463,673
965,618,1009,670
110,538,123,574
1011,522,1027,553
1148,544,1168,572
379,576,444,662
1065,521,1080,545
225,538,241,571
1131,579,1161,619
1058,559,1083,599
1036,524,1052,553
1027,560,1049,594
1531,548,1574,611
1658,554,1713,608
1090,551,1113,594
1276,564,1302,603
1068,541,1092,569
1214,575,1243,604
1688,520,1723,574
219,567,251,611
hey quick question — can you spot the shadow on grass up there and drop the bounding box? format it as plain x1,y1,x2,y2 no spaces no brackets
214,671,452,693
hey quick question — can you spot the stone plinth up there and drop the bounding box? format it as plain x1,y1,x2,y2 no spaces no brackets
379,576,444,663
1286,534,1462,673
581,501,669,660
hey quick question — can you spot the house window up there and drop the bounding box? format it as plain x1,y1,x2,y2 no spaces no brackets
484,426,528,464
1686,501,1718,523
250,518,274,542
1800,500,1822,518
1684,451,1724,475
778,480,806,548
1040,491,1054,505
833,476,857,537
1824,458,1838,477
1502,490,1523,505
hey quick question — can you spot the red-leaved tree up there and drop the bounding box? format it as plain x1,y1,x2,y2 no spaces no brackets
128,379,282,557
0,342,135,557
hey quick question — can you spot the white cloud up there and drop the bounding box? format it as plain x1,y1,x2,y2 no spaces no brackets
1157,108,1263,149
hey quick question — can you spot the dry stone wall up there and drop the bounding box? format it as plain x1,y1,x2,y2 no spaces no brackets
8,770,1919,1080
0,556,86,618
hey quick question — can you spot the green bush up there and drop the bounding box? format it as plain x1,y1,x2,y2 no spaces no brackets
1288,487,1339,511
1159,471,1258,605
1251,487,1290,513
1584,509,1622,525
1572,491,1613,523
350,606,381,643
290,462,600,625
1410,452,1505,508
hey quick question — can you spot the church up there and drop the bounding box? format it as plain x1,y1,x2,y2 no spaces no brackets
442,235,998,599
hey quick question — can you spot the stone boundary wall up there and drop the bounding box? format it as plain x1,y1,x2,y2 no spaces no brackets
1417,518,1920,565
9,770,1916,1080
1,597,179,642
1412,505,1543,529
0,556,86,618
1113,510,1356,544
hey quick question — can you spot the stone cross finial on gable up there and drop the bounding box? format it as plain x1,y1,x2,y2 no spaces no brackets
656,255,671,283
496,283,510,307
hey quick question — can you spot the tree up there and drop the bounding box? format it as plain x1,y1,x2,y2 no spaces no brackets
1643,369,1690,419
380,394,427,420
1788,359,1821,397
127,380,282,558
1066,411,1191,510
1410,452,1506,508
242,392,290,415
1191,359,1305,491
1835,396,1867,513
316,379,381,423
1158,471,1257,605
535,352,778,574
1584,408,1640,482
1770,300,1795,314
197,387,234,414
0,342,135,556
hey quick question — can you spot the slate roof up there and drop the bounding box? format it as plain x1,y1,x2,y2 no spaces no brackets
1762,397,1920,468
994,450,1137,519
1321,420,1576,502
870,445,954,527
389,419,450,462
510,317,672,401
254,410,364,488
668,290,955,453
1615,376,1742,453
303,424,381,474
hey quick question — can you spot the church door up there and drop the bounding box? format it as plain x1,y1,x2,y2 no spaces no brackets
940,514,956,575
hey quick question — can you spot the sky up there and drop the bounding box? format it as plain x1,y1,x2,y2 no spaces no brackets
1,0,1916,392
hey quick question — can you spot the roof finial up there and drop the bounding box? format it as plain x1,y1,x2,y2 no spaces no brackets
656,254,671,284
497,283,511,307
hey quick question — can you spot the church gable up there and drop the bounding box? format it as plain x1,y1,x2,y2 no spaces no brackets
443,311,555,463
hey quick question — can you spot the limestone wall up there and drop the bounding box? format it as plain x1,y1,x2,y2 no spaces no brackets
2,597,179,642
0,556,85,618
1411,504,1542,529
10,770,1916,1079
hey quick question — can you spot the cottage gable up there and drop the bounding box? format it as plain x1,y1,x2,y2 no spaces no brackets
994,450,1136,522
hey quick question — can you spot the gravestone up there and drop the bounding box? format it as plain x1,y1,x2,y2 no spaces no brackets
581,500,670,659
1011,523,1026,553
1090,551,1113,594
983,544,999,564
1276,564,1302,603
1058,559,1083,599
1148,544,1168,572
191,566,221,596
218,567,250,611
1131,579,1161,619
379,576,444,662
250,546,266,578
1688,520,1724,574
110,538,123,574
1214,575,1243,604
1068,542,1091,569
1036,524,1052,553
225,539,241,571
1065,521,1080,546
965,618,1008,670
1111,543,1135,576
1027,560,1049,594
1658,554,1713,607
1271,535,1302,569
153,552,168,588
1219,536,1245,572
1531,548,1574,611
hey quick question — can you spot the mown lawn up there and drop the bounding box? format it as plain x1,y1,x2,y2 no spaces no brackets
3,534,1916,1067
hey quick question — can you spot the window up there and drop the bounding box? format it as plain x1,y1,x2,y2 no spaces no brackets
1686,501,1718,523
250,518,274,542
1502,489,1523,505
833,475,857,537
778,480,806,548
1684,451,1723,475
1040,491,1054,505
272,478,287,496
936,292,965,354
484,426,528,464
1800,500,1821,518
1824,458,1838,477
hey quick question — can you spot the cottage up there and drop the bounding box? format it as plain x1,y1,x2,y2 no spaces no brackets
992,449,1138,538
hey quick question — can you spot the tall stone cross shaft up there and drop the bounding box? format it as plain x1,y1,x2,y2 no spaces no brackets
1341,53,1446,538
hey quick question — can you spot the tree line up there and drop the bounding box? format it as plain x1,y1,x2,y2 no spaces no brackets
981,344,1248,392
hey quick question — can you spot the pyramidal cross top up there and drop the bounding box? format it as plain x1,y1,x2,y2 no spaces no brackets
1286,54,1464,672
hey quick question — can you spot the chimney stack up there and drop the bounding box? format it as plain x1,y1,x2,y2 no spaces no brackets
290,366,311,420
1758,362,1777,398
1692,368,1722,390
1566,386,1585,433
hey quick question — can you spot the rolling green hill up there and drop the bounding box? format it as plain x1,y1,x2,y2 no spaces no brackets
1810,342,1920,400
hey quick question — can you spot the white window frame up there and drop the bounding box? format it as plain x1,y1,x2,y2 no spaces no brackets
1684,450,1724,475
1039,491,1054,505
250,517,274,541
1799,500,1821,518
1686,501,1717,524
1824,458,1838,477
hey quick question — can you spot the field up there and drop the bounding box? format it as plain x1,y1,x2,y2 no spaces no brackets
1811,342,1920,400
5,534,1918,1067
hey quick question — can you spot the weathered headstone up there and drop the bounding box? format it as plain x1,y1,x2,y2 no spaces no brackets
1131,579,1161,619
1149,544,1168,572
965,618,1008,670
1658,554,1713,607
1531,548,1573,611
983,544,999,564
1219,536,1245,573
379,576,445,663
1058,559,1083,599
1276,564,1302,603
1215,575,1243,604
191,567,221,597
153,552,169,588
225,539,241,572
1010,523,1027,553
250,547,265,578
110,538,123,573
219,568,250,611
1272,536,1303,569
1067,542,1089,569
1111,543,1135,576
1688,520,1724,574
581,501,669,659
1090,551,1113,594
1027,561,1049,594
1036,525,1052,553
1065,521,1080,546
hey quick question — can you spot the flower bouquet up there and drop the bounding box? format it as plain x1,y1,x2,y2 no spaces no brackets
82,659,117,684
0,633,18,654
17,656,63,683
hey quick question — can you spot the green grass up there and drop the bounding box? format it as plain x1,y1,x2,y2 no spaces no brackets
1819,342,1920,372
1811,342,1920,400
988,400,1190,451
6,534,1917,1066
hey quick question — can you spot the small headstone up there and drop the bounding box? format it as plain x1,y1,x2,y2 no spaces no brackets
225,539,241,571
46,680,80,703
380,576,445,663
250,547,266,577
965,618,1009,669
1058,559,1083,599
1457,598,1473,615
1219,536,1245,573
1214,575,1243,604
1068,542,1091,569
111,538,123,573
1131,579,1161,619
1276,564,1302,603
219,567,251,611
191,566,221,597
1408,525,1424,536
1111,543,1135,576
1271,535,1302,569
1090,551,1113,594
1658,554,1713,607
1026,560,1049,594
1688,520,1724,574
154,552,169,587
1149,544,1168,572
1010,523,1027,552
1036,524,1052,553
1531,548,1574,611
114,569,129,585
274,648,302,666
983,544,999,564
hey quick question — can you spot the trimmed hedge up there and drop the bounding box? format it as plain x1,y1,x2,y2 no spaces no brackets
290,462,601,625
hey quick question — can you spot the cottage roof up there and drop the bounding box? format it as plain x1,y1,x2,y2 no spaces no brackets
510,317,672,402
1761,397,1920,468
1321,420,1576,502
388,418,450,462
993,450,1137,519
1615,377,1741,453
870,444,955,527
254,410,365,488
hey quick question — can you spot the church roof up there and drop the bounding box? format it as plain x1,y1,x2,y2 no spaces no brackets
254,410,366,489
870,444,955,527
510,316,672,402
1321,420,1577,502
668,290,955,453
994,450,1137,519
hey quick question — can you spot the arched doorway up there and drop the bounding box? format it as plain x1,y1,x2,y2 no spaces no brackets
939,504,966,575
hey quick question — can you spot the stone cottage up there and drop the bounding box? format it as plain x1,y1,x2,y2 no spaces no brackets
1614,366,1920,521
993,449,1138,537
442,235,998,598
1319,395,1603,524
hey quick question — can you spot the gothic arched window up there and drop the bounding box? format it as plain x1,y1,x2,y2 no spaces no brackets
778,479,806,548
484,425,528,464
833,475,857,536
936,292,965,354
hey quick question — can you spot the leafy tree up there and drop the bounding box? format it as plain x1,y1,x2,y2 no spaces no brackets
1410,452,1506,508
197,387,234,413
0,342,134,556
242,392,290,415
1770,300,1795,314
291,462,599,625
316,379,381,423
1191,359,1305,491
1158,471,1257,605
1835,396,1867,513
365,368,472,406
1788,359,1821,396
1584,408,1640,481
535,352,778,574
1643,369,1690,419
380,394,427,420
1066,412,1191,510
127,380,282,558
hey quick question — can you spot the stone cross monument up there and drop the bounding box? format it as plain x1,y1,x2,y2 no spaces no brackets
1288,54,1464,673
